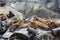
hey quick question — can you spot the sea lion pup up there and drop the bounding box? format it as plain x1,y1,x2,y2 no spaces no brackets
30,15,48,24
51,21,60,28
46,18,60,29
30,21,50,29
0,13,8,21
9,18,24,31
20,21,50,29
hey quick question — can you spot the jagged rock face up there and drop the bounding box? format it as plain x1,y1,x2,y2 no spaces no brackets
10,1,60,18
0,0,60,18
